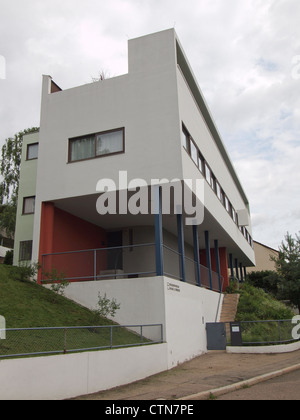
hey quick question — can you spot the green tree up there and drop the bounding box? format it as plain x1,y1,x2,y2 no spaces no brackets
270,232,300,313
0,127,39,237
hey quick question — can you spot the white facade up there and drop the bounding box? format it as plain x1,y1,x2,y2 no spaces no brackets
13,29,256,366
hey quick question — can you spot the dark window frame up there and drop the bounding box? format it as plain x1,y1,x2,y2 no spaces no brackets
26,143,39,160
68,127,125,163
22,196,36,215
181,122,253,247
19,240,33,261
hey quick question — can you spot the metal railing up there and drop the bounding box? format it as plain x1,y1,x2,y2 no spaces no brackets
162,245,223,292
0,324,164,359
41,243,224,293
226,319,299,346
41,243,156,282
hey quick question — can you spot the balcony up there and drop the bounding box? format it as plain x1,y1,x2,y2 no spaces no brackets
41,242,223,293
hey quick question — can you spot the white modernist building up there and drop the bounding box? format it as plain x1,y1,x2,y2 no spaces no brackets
14,29,255,365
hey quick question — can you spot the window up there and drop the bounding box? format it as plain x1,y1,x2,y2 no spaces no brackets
19,240,33,261
232,207,237,224
198,154,204,173
23,196,35,215
182,126,190,152
205,163,211,185
210,173,216,191
69,128,124,162
96,130,123,156
224,195,230,213
190,141,198,166
27,143,39,160
216,181,223,202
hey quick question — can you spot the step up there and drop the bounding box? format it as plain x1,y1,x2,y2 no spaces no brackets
219,294,240,323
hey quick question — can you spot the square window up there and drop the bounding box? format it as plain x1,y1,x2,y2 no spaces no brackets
23,197,35,215
19,240,33,261
27,143,39,160
70,136,95,162
96,130,123,156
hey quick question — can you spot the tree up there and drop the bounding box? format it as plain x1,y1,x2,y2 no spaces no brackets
246,270,279,297
270,232,300,313
0,127,39,237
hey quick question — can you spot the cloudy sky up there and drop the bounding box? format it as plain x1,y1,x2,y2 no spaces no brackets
0,0,299,250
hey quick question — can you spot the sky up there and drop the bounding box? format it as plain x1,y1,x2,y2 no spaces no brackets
0,0,299,250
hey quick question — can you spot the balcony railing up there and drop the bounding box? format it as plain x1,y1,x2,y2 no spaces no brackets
41,243,223,292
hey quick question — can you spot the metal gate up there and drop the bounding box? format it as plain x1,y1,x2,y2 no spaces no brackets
206,323,227,350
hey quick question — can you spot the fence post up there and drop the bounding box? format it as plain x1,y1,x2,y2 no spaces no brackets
64,328,67,354
278,321,282,343
110,326,113,349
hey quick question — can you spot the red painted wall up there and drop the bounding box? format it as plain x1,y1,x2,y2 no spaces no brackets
38,203,107,283
200,247,229,291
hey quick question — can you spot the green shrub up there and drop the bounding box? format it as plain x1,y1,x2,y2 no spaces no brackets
236,283,294,322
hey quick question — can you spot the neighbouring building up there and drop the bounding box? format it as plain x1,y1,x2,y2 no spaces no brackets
246,241,279,273
13,29,255,365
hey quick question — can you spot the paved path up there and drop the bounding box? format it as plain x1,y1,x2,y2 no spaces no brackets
74,350,300,400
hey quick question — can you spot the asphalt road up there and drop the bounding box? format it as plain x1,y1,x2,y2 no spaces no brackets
217,369,300,400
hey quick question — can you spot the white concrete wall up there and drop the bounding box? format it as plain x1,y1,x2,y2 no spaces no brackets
163,278,223,368
32,29,182,264
1,275,222,400
227,340,300,354
64,276,166,342
177,66,255,264
64,276,223,366
0,343,168,400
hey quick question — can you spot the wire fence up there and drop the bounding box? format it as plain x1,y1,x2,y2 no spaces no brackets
0,324,163,359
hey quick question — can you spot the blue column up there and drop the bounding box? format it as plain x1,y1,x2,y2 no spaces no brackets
177,213,186,282
214,240,222,292
193,225,201,287
205,231,213,290
154,186,163,276
239,263,244,283
235,258,240,281
229,253,234,280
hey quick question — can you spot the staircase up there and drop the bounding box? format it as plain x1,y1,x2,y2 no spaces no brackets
219,294,240,323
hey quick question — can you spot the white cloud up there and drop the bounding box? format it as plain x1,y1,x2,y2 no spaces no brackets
0,0,299,249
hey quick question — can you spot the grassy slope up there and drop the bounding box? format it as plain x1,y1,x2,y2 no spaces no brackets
0,264,113,328
0,265,148,356
234,283,295,344
236,283,294,322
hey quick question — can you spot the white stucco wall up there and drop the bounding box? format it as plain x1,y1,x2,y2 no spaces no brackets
0,343,168,400
63,275,223,367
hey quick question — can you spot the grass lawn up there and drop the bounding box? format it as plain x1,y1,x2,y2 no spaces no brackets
0,265,153,357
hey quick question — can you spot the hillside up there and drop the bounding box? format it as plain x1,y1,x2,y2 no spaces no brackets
235,283,294,322
0,264,114,328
